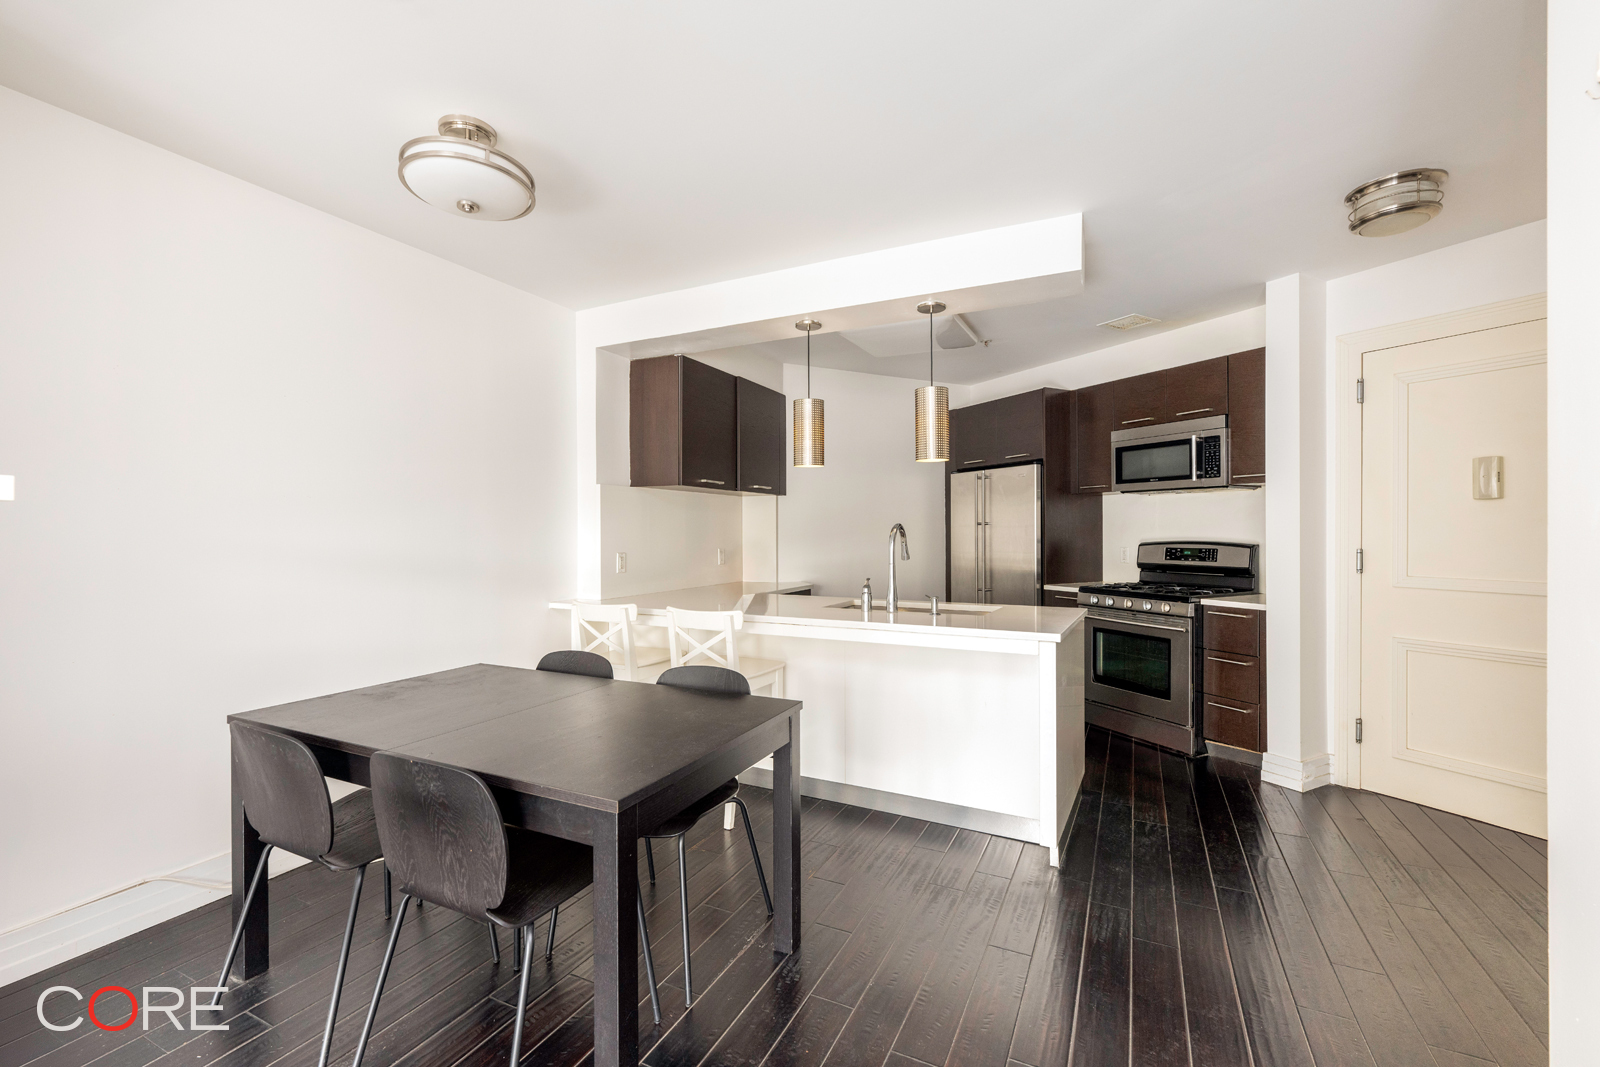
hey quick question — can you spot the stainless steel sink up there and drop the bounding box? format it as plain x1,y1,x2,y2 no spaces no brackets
826,599,1001,617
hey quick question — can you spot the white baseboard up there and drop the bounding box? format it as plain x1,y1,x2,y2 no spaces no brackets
1260,752,1335,793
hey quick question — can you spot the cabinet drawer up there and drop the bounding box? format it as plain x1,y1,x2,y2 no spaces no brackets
1203,608,1260,656
1203,696,1261,752
1047,593,1078,607
1203,652,1261,705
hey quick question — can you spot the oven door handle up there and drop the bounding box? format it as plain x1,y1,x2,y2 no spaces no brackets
1092,617,1190,634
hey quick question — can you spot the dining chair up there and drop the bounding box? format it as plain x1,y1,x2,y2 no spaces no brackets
216,722,392,1067
355,753,663,1067
536,648,614,677
570,601,669,681
663,608,786,827
646,665,774,1006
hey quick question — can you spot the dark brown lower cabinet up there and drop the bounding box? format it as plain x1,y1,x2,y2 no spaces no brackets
1201,606,1266,752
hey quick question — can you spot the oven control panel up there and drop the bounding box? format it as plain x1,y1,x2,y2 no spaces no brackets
1080,594,1194,617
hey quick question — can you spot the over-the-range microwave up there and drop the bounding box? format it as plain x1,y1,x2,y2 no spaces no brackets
1111,414,1230,492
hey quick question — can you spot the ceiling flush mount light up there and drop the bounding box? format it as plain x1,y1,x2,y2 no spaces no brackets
914,300,950,463
398,115,535,221
793,319,825,467
1345,169,1447,237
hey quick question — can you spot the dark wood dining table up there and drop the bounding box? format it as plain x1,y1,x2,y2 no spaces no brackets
225,663,802,1067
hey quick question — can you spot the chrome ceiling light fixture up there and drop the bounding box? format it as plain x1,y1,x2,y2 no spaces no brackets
1344,169,1447,236
793,319,825,467
398,115,535,221
914,300,950,463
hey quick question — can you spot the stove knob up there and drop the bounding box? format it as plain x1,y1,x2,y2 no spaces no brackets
1087,595,1098,605
1122,598,1134,609
1161,603,1172,613
1141,601,1153,611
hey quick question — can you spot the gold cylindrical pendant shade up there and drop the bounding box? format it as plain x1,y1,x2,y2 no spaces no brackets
793,396,825,467
914,385,949,462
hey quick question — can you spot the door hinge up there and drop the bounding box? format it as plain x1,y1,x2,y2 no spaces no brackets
1355,548,1364,573
1356,378,1365,403
1355,718,1363,744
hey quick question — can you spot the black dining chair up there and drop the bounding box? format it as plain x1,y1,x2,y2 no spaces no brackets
536,648,614,677
354,752,663,1067
217,722,391,1067
647,665,774,1006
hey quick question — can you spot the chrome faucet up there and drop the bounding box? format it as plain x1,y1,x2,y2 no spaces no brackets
886,523,910,616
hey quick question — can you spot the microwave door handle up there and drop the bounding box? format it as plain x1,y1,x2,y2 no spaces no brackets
1191,435,1199,480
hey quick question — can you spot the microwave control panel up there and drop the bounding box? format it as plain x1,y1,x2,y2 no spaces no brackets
1198,434,1223,478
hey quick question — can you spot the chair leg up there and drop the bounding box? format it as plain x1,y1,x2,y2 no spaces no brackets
645,838,656,883
545,903,558,960
488,923,500,965
212,844,273,1002
677,834,693,1006
513,918,523,972
383,866,392,920
506,925,535,1067
723,801,737,831
734,795,773,917
637,889,661,1026
315,865,365,1067
351,894,409,1067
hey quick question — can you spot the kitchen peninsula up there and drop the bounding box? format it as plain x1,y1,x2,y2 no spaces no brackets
554,584,1086,864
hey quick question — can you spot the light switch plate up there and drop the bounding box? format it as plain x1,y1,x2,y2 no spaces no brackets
0,475,12,501
615,552,627,573
717,548,726,565
1472,456,1504,499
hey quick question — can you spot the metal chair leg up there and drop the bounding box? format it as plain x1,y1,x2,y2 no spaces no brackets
212,844,273,1002
645,838,656,883
733,795,773,917
383,866,392,920
545,903,558,960
507,925,535,1067
488,923,500,965
351,894,409,1067
637,890,661,1026
513,918,523,972
677,834,693,1006
315,865,365,1067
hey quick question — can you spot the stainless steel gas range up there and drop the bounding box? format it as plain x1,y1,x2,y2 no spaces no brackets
1075,541,1259,755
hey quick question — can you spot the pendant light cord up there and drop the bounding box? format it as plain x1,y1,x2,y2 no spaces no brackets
806,329,811,398
928,311,934,385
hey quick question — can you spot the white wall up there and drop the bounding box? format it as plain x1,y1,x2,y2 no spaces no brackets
743,365,947,599
0,87,578,935
1545,4,1596,1056
1100,490,1266,583
601,484,743,598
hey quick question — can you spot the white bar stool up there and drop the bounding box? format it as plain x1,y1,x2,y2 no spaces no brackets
663,607,787,828
569,602,669,681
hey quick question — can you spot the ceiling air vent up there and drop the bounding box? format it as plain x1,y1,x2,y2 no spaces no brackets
1097,313,1161,331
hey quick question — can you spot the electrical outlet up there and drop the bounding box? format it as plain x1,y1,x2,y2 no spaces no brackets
717,548,726,565
1120,546,1130,563
615,552,627,574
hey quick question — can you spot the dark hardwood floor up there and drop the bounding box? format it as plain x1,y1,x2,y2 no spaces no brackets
3,727,1549,1067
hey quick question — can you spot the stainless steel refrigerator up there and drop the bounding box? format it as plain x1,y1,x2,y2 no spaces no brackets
949,464,1041,604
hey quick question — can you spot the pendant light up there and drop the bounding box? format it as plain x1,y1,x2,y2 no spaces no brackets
914,300,950,462
793,319,825,467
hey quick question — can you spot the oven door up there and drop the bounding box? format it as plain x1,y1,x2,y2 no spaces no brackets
1084,610,1194,726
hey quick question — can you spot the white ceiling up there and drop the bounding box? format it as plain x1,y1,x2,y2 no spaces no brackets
0,2,1545,377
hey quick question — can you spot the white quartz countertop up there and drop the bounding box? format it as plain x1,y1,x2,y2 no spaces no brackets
551,582,1084,642
1199,593,1266,610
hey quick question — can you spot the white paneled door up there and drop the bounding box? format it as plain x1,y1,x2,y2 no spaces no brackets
1359,317,1547,835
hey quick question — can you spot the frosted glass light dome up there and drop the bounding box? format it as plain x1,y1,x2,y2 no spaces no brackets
398,115,535,221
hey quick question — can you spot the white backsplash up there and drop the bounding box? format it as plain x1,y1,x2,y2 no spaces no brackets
1100,486,1268,591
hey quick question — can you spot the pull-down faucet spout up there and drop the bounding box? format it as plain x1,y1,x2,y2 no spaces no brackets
886,524,910,616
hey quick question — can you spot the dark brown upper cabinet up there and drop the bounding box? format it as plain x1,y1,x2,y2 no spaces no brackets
1111,370,1167,429
1113,356,1230,428
948,403,994,470
736,377,785,495
1227,347,1266,484
631,354,782,494
1071,383,1114,493
949,389,1047,469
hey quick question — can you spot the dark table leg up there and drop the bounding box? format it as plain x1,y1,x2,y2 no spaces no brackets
230,748,270,979
773,713,801,953
592,809,639,1067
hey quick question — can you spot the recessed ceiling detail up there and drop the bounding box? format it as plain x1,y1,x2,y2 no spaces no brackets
1097,313,1161,331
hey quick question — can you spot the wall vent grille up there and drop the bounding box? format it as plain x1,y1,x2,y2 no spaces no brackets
1097,313,1161,331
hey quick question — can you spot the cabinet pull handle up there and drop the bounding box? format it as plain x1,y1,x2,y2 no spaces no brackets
1207,656,1253,666
1004,453,1032,459
1120,417,1155,424
1207,701,1254,714
1079,484,1109,489
1232,473,1265,478
749,484,772,490
1175,407,1213,416
1208,611,1253,618
963,459,984,465
696,479,726,485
